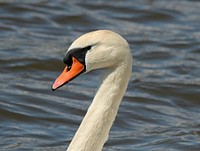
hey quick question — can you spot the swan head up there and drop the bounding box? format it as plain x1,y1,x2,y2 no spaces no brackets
52,30,130,91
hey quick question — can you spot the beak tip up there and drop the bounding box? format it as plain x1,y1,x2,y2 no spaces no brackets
52,84,56,91
52,82,59,91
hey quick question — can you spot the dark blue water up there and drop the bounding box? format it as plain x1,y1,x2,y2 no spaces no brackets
0,0,200,150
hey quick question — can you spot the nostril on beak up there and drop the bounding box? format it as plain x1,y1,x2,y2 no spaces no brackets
67,65,72,71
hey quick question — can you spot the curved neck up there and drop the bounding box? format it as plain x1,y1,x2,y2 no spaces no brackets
67,57,132,151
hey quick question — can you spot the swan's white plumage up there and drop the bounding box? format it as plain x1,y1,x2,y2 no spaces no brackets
65,30,132,151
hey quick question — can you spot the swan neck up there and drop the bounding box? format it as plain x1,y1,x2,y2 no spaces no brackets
67,58,132,151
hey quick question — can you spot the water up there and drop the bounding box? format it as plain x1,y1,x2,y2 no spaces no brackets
0,0,200,150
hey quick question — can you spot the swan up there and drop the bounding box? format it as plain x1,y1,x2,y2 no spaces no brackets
52,30,132,151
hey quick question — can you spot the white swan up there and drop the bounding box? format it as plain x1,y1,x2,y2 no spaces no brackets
52,30,132,151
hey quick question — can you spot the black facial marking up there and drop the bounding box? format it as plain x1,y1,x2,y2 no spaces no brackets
63,45,93,66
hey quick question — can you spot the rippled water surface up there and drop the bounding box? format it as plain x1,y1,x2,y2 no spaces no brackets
1,0,200,151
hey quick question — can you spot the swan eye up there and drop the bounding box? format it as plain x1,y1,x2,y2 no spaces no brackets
86,45,92,50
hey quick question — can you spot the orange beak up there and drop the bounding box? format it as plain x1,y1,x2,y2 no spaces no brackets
52,57,85,91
